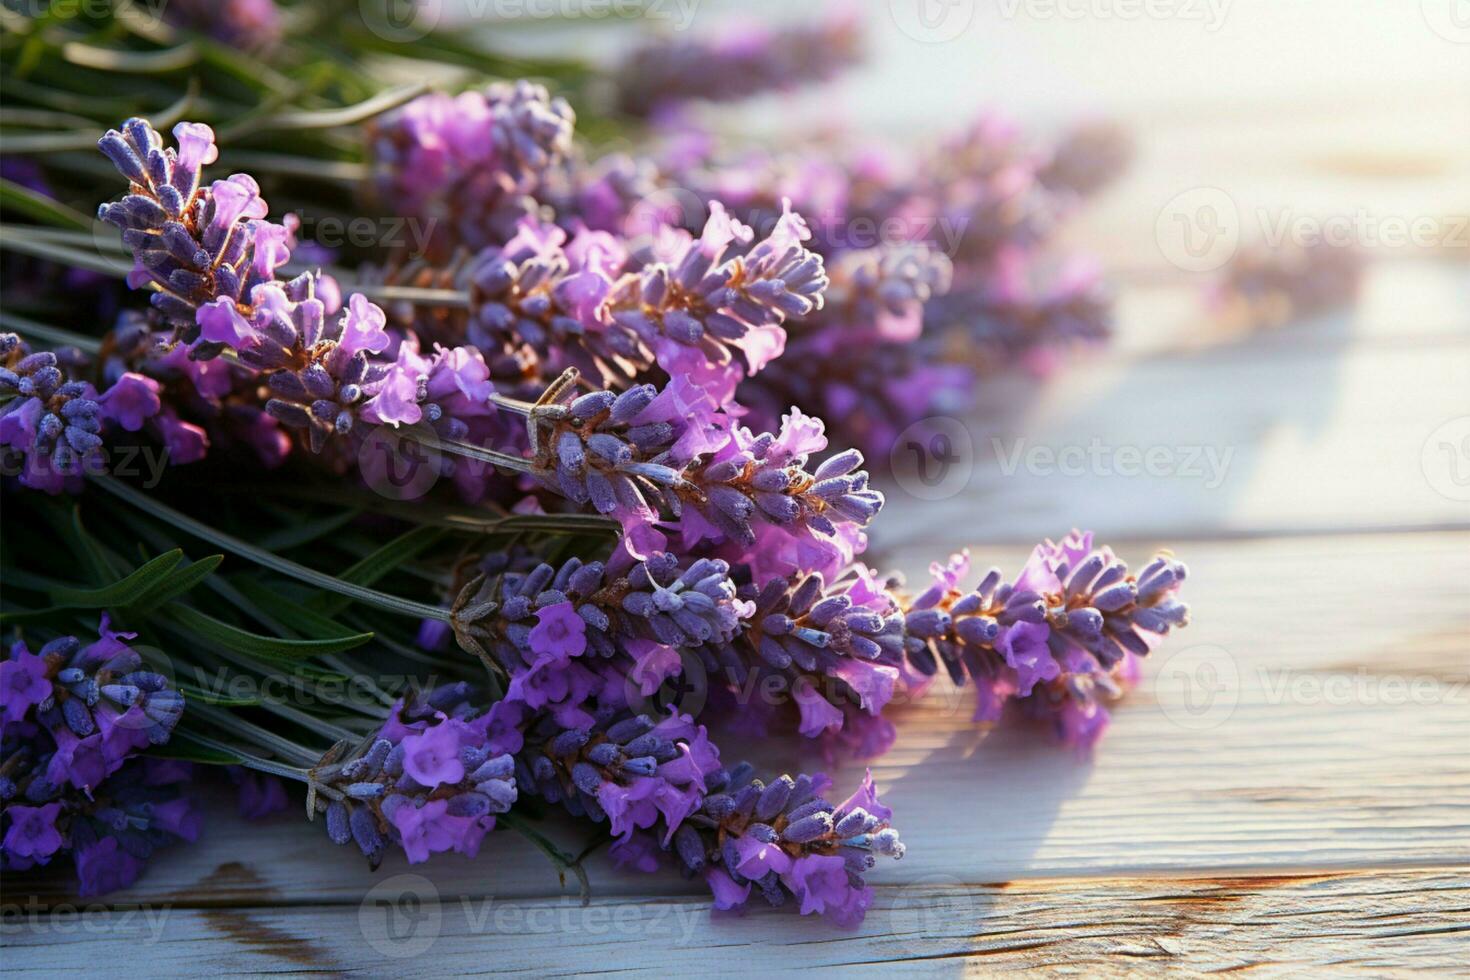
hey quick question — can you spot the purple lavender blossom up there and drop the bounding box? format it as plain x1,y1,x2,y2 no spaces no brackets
903,532,1189,747
1,724,197,895
523,376,879,579
661,765,903,926
4,620,184,793
166,0,283,50
468,200,828,399
368,82,575,258
449,552,748,707
518,710,722,843
614,11,864,118
723,565,905,738
97,119,294,354
316,686,518,867
0,333,103,493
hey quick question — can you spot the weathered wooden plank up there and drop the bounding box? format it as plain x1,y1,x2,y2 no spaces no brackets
4,870,1466,975
5,533,1465,912
876,329,1470,545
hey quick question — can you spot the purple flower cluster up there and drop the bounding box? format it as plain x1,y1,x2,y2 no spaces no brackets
522,376,879,579
91,119,501,468
519,710,722,841
368,81,576,258
98,119,293,354
165,0,283,50
450,552,747,712
903,531,1189,747
613,765,903,927
467,201,827,399
644,110,1128,455
316,685,519,867
1,622,193,893
613,9,863,118
2,752,199,895
1,333,103,492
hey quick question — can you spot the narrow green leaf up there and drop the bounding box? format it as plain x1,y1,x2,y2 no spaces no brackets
92,476,451,622
130,554,225,614
256,509,362,551
61,40,200,73
313,525,446,616
48,549,183,608
164,603,373,659
0,177,90,229
177,683,259,707
154,733,244,766
219,82,427,140
234,577,367,642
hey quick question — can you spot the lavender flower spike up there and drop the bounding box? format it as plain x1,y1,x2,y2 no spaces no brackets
614,10,863,117
97,117,293,354
670,766,902,926
315,685,517,868
0,333,103,493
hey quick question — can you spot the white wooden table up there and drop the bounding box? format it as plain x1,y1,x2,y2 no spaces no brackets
5,44,1470,978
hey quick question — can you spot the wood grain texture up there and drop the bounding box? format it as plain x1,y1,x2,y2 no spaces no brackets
876,291,1470,546
4,870,1466,975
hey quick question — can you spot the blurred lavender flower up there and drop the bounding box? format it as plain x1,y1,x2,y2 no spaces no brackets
614,10,863,118
166,0,283,50
1212,241,1366,326
1038,121,1134,199
368,82,575,257
1,748,198,894
929,260,1114,375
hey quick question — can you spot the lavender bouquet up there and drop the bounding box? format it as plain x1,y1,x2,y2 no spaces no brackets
1,2,1186,926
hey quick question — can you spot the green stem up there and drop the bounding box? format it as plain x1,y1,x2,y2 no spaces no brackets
350,283,470,309
91,475,452,622
0,311,102,354
189,702,321,767
499,811,592,906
